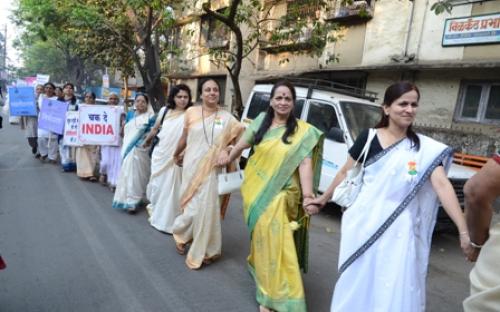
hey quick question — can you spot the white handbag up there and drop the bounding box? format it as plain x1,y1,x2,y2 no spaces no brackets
218,161,244,195
332,129,376,208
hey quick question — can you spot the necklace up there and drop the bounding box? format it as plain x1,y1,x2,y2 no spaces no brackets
271,119,286,129
201,105,218,146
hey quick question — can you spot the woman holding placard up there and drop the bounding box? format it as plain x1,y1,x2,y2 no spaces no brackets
59,83,80,172
37,82,59,164
112,93,156,213
76,91,99,180
20,84,43,157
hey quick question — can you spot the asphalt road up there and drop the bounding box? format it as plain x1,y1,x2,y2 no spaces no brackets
0,114,474,312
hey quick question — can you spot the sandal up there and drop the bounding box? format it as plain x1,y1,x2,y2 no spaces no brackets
89,176,97,182
99,175,107,185
175,243,186,255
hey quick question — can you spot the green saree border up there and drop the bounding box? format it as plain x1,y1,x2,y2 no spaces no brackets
245,124,323,233
248,264,307,312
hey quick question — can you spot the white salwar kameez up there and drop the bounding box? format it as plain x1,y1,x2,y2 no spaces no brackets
37,95,59,161
146,108,184,233
331,133,453,312
112,107,155,211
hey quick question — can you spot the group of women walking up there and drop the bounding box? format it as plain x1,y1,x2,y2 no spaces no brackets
20,82,123,191
20,78,474,312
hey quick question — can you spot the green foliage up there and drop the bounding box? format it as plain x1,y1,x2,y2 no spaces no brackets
185,0,341,116
430,0,454,15
13,0,183,109
16,40,67,82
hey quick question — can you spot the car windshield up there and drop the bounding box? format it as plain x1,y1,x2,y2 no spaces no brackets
340,101,381,141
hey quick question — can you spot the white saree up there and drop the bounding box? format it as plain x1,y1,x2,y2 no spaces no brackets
331,133,453,312
112,108,155,211
146,108,184,233
172,107,243,269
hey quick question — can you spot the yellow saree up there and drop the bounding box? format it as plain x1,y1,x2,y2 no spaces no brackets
241,113,323,312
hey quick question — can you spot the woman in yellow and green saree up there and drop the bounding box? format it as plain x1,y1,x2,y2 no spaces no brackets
218,80,323,312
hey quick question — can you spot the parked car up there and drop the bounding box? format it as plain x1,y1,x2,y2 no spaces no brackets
240,79,476,218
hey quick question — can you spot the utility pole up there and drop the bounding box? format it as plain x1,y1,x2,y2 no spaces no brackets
0,25,7,96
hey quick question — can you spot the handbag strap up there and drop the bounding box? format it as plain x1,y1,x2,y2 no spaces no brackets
159,107,169,127
221,158,241,174
354,128,377,166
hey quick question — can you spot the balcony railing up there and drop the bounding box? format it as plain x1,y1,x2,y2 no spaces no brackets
259,27,314,53
325,0,373,24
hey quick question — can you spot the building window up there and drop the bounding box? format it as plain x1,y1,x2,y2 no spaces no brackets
200,13,230,49
455,81,500,124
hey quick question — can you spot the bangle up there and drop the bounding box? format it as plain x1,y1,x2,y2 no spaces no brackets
459,231,469,236
469,241,483,249
303,194,314,199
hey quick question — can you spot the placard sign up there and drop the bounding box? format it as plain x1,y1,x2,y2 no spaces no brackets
443,13,500,46
78,104,120,146
36,74,50,86
38,98,69,134
7,86,37,116
63,111,82,146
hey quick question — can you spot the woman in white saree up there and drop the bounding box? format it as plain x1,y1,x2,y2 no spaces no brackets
171,79,244,270
311,81,473,312
112,93,156,213
143,84,193,233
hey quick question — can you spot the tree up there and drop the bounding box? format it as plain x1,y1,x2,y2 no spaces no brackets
185,0,341,117
12,0,104,90
14,0,182,110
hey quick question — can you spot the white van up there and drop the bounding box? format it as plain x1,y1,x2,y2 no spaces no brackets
240,79,475,204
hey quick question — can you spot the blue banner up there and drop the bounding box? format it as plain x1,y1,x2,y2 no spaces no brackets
8,86,37,116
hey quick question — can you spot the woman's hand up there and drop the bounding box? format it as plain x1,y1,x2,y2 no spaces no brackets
143,137,153,148
309,194,329,209
303,196,321,215
459,233,479,262
174,154,184,167
217,149,231,167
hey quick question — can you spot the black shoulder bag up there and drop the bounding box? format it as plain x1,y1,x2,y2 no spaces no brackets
150,107,169,155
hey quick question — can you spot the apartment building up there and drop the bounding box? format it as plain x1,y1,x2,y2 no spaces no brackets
168,0,499,155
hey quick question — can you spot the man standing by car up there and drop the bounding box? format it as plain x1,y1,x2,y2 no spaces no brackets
463,153,500,311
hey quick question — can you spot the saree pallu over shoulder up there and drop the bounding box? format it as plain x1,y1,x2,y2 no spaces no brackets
331,134,453,312
242,118,323,312
180,112,244,214
244,119,323,234
121,111,156,160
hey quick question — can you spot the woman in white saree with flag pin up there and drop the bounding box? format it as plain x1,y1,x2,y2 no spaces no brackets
311,81,473,312
171,79,244,270
143,84,193,234
112,93,156,213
